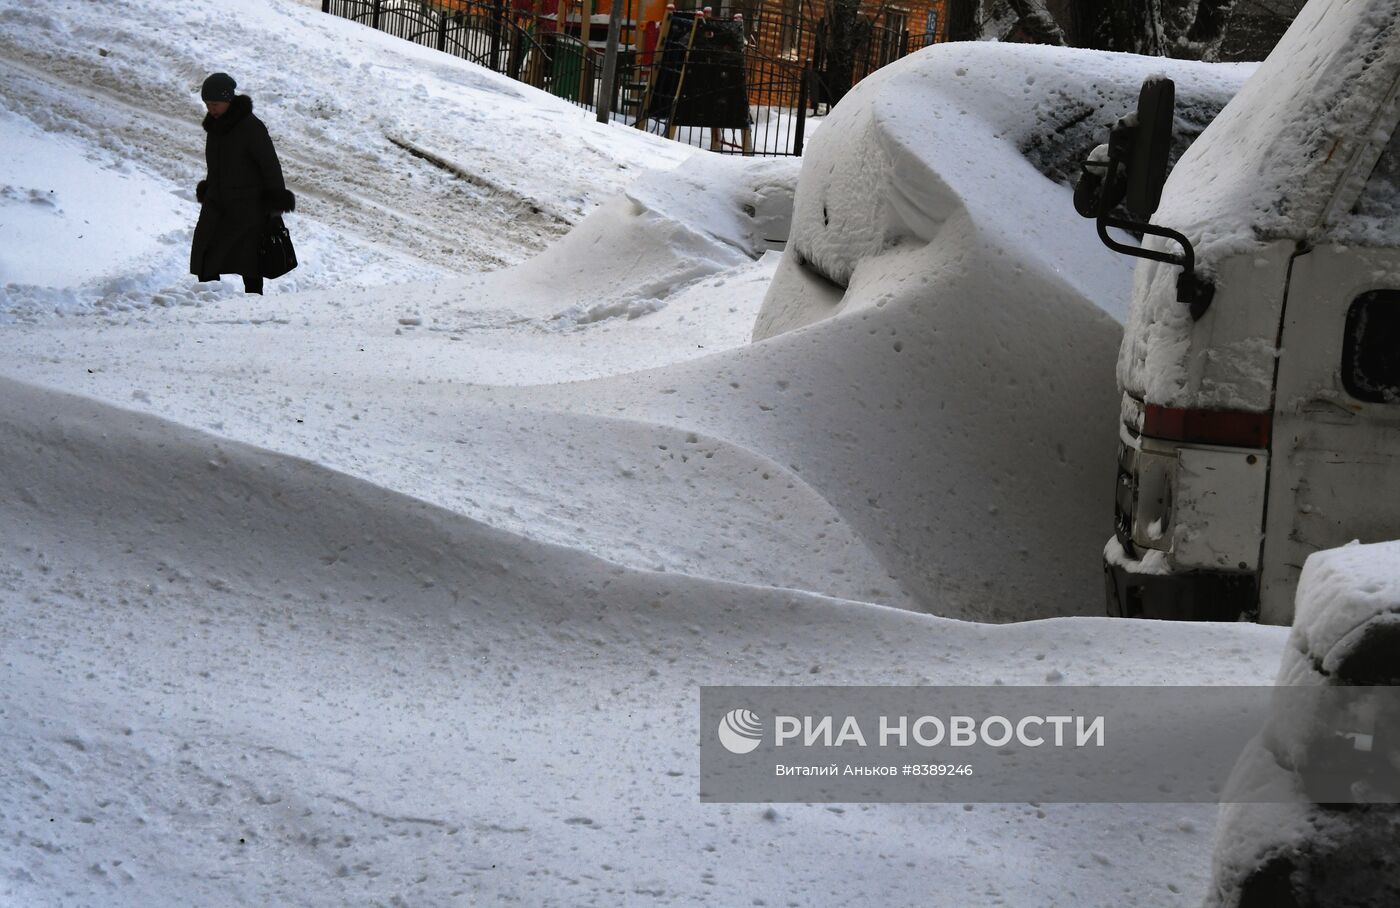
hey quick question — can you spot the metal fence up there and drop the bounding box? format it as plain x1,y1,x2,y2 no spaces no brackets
322,0,937,156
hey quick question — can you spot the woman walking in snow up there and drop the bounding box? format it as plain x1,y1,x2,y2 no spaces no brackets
189,72,295,295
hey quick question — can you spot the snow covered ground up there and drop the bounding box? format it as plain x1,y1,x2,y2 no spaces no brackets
0,0,692,317
0,0,1301,905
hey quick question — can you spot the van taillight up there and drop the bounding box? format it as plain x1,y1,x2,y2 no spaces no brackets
1142,404,1271,448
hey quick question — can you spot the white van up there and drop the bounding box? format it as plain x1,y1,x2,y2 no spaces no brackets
1079,0,1400,624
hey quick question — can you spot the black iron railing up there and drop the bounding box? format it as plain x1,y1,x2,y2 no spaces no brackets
322,0,938,156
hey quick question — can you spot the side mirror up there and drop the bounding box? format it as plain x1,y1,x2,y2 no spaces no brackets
1126,76,1174,220
1071,76,1212,319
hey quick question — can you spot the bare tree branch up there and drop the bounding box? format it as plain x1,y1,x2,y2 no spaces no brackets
1180,0,1238,60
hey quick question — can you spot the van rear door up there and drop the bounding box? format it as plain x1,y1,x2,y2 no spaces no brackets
1260,113,1400,624
1261,246,1400,623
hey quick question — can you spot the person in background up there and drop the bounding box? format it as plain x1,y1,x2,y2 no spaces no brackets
189,72,294,295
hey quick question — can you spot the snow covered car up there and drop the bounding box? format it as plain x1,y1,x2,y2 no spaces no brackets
1206,541,1400,906
749,37,1245,618
1085,0,1400,624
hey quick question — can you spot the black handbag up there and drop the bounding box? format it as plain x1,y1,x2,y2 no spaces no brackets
260,215,298,279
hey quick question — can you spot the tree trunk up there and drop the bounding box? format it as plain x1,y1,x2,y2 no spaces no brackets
945,0,980,41
1007,0,1068,45
1072,0,1165,54
1184,0,1239,59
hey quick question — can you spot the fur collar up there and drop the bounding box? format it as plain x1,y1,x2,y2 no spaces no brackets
203,94,253,134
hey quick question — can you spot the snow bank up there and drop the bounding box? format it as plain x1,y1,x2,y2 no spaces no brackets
0,146,860,602
513,212,1125,619
503,43,1245,621
0,2,1263,621
0,2,1315,903
0,0,821,599
732,52,1249,609
473,152,797,323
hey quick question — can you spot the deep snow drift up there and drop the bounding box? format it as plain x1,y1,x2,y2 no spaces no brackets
0,0,1314,905
521,45,1249,621
1,375,1287,906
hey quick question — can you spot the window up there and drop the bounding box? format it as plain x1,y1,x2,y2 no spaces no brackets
779,0,802,57
1338,122,1400,246
1342,290,1400,403
878,8,907,66
1353,124,1400,219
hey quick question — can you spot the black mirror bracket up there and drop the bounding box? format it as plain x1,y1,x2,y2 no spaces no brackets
1176,269,1215,322
1089,144,1214,321
1095,214,1214,320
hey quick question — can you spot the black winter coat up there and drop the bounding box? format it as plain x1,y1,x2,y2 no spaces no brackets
190,94,295,280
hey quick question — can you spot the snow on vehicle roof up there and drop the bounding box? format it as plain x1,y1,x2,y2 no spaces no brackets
1284,539,1400,683
1154,0,1400,265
